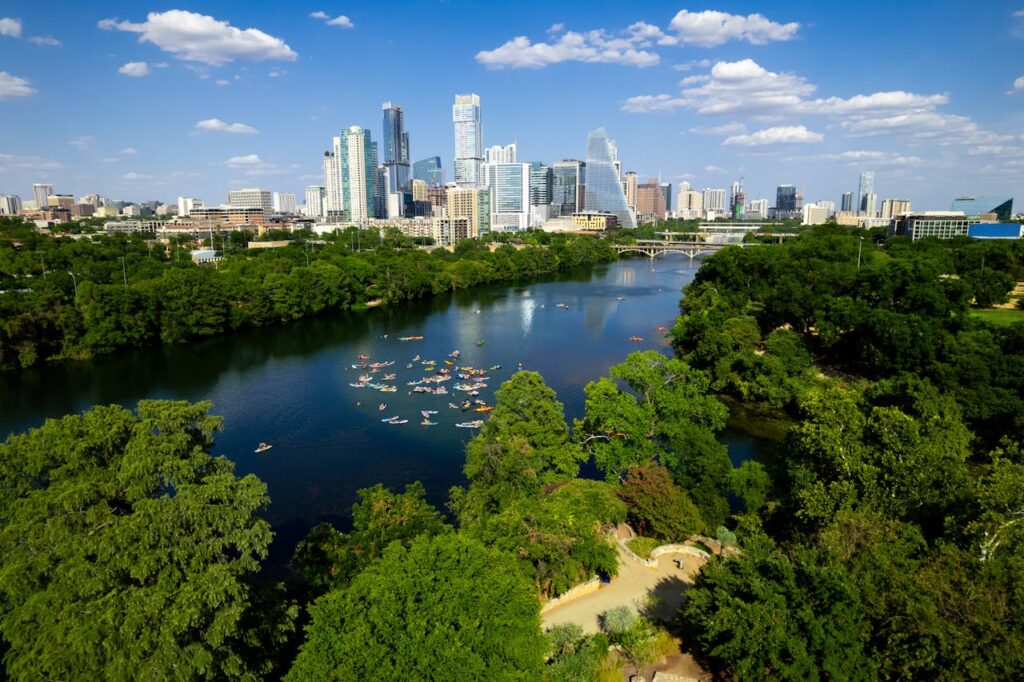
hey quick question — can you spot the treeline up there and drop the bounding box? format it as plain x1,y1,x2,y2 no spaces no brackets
0,349,758,679
0,217,615,370
671,227,1024,678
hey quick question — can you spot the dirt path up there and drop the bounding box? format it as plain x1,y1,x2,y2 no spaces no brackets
542,542,705,634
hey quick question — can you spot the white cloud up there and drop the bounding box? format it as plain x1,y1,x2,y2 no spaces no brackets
99,10,297,66
120,147,138,155
0,153,62,171
0,17,22,38
225,154,263,167
100,157,118,163
621,94,687,112
118,61,149,77
704,165,726,173
153,62,169,68
1013,9,1024,38
476,28,660,69
216,79,229,86
782,150,925,166
667,10,800,47
841,110,1012,144
0,72,35,100
194,118,258,134
673,58,711,71
548,23,565,33
689,122,746,136
1011,75,1024,93
69,136,95,150
268,69,286,77
723,125,823,146
121,171,152,181
28,36,61,46
311,11,354,28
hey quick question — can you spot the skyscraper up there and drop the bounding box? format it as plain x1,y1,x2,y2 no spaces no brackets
0,195,23,215
453,94,482,186
485,143,517,164
447,187,491,238
841,192,853,213
583,128,634,228
323,126,375,223
637,178,667,219
304,186,325,218
776,185,797,213
660,183,673,214
228,188,273,214
857,171,874,215
529,162,553,227
32,184,54,209
413,156,443,187
624,172,638,212
382,102,411,192
485,162,530,231
703,188,727,213
551,160,585,218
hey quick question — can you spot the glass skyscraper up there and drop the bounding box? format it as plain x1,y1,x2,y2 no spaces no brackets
583,128,634,228
776,184,797,212
857,171,874,215
413,156,443,187
453,94,482,186
552,160,584,218
381,102,410,192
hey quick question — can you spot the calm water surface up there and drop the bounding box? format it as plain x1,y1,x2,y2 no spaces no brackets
0,256,776,562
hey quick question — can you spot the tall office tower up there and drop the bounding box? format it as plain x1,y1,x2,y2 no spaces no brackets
880,198,911,219
0,195,22,214
746,198,769,219
857,171,874,215
677,190,703,219
447,187,491,237
636,178,667,219
228,188,273,214
841,192,853,212
703,188,727,213
485,143,517,164
32,184,54,209
272,192,297,214
623,171,638,212
381,101,411,193
607,139,622,181
453,94,482,186
323,126,375,222
862,192,878,217
177,197,202,217
551,160,584,218
413,156,443,186
485,162,530,231
729,181,741,210
776,184,797,213
529,162,553,227
304,186,326,218
583,128,634,228
660,183,673,214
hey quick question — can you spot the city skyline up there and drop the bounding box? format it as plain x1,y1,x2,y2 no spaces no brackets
1,2,1022,209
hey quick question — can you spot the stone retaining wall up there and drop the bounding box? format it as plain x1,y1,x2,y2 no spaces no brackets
541,576,602,614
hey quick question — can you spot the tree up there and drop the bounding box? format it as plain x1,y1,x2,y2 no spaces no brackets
545,624,609,682
731,460,772,514
287,534,546,680
618,464,704,540
0,401,281,680
292,481,449,593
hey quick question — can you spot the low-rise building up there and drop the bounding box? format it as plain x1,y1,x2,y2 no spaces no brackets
105,220,163,235
889,211,973,240
572,211,618,231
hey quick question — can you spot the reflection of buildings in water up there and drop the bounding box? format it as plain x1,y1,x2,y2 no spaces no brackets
454,302,486,351
583,296,615,335
519,296,535,337
615,266,637,287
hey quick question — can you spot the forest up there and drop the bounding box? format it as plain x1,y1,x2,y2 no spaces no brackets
1,225,1023,679
0,216,616,370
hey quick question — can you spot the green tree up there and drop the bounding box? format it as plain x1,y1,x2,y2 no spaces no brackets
287,534,546,680
618,464,704,540
0,401,282,680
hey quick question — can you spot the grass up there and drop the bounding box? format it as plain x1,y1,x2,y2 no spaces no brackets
969,307,1024,327
626,536,661,558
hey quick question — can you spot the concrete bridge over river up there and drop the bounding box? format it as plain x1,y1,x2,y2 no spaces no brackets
612,239,749,261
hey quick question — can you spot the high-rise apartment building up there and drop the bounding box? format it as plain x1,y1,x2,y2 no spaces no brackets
636,178,667,219
323,126,375,222
272,192,297,214
862,192,878,217
304,186,325,218
624,172,638,212
583,128,634,228
228,188,272,214
485,162,530,231
411,179,428,202
32,184,54,210
857,172,875,215
453,94,482,186
703,188,727,213
382,102,411,192
0,195,22,214
529,163,553,227
485,143,516,164
746,198,769,219
412,156,443,187
881,198,911,220
660,183,673,214
841,192,853,212
816,200,836,216
552,160,585,218
677,189,703,218
447,187,491,238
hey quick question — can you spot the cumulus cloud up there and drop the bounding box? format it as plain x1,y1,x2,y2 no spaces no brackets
841,110,1012,144
0,72,35,100
621,94,688,112
667,10,800,47
1011,75,1024,93
689,122,746,136
547,23,565,33
118,61,150,77
311,11,354,28
782,150,925,166
722,125,823,146
194,118,258,134
99,10,297,65
673,58,711,71
69,136,95,150
476,27,660,68
0,17,22,38
29,36,61,46
120,147,138,155
225,154,263,167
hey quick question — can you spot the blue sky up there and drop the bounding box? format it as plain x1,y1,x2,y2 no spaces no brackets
1,1,1022,210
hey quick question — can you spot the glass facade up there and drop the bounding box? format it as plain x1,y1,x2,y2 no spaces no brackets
453,94,482,186
950,196,1013,221
552,161,583,218
776,185,797,212
529,163,552,207
857,172,874,214
413,156,443,187
583,128,634,228
381,102,410,192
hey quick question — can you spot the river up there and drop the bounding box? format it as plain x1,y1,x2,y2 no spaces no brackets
0,255,777,564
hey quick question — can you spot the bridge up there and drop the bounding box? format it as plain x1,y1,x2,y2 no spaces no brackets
612,239,745,261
